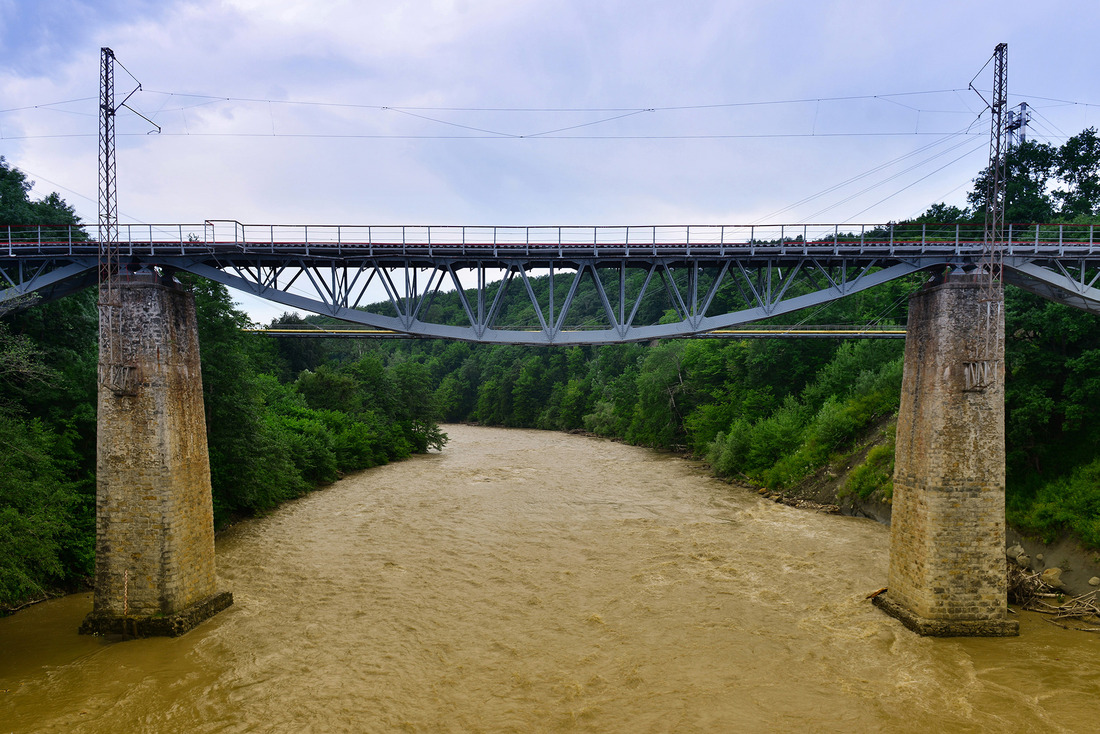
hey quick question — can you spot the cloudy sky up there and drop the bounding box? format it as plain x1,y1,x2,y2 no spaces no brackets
3,0,1099,318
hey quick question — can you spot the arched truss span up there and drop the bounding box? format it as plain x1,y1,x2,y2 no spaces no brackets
3,222,1099,343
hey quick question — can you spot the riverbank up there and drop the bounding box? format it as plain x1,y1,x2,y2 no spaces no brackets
563,417,1100,598
746,422,1100,598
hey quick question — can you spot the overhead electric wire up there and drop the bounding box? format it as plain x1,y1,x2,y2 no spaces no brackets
0,130,987,141
1023,119,1065,143
381,106,523,138
1025,106,1070,141
841,140,988,223
127,87,980,140
779,99,989,223
8,87,1097,138
754,123,980,223
17,167,97,208
15,85,1092,145
0,96,98,114
140,88,971,114
525,109,654,137
911,178,973,219
803,135,983,222
1013,92,1100,109
9,82,1097,231
17,166,152,228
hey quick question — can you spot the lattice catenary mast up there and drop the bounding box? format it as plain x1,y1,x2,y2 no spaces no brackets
965,42,1008,391
98,47,157,394
97,46,128,393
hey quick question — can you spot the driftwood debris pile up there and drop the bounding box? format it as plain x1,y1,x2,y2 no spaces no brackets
1008,561,1100,632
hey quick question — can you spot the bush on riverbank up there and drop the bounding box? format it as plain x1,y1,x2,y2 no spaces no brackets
186,276,447,526
0,308,97,607
1011,458,1100,548
0,275,447,609
706,341,904,490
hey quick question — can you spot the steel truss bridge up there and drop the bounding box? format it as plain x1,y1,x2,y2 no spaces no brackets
3,221,1100,345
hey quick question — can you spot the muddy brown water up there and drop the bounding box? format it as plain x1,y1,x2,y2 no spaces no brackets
2,425,1098,732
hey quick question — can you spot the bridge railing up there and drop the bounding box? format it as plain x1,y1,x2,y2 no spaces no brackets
195,222,982,250
3,222,1100,257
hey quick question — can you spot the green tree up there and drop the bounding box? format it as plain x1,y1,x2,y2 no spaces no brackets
0,160,96,606
511,355,548,427
296,364,363,413
627,340,688,448
968,139,1057,223
0,157,36,223
1055,127,1100,218
391,360,446,451
913,202,970,224
270,312,331,377
0,321,89,606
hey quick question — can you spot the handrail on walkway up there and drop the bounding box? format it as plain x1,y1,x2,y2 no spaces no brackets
3,221,1098,257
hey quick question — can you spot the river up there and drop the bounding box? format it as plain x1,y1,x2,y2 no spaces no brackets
1,425,1098,732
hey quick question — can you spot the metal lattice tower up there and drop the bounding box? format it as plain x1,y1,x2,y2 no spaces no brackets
98,47,124,391
967,42,1008,391
98,47,140,394
98,48,118,282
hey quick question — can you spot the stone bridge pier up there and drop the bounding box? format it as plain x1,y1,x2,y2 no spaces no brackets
873,273,1018,636
80,272,232,637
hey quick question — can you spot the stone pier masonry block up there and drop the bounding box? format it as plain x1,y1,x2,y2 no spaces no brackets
80,273,231,637
873,274,1018,637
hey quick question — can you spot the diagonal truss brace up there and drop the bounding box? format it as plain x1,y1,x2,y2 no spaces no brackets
7,250,1100,344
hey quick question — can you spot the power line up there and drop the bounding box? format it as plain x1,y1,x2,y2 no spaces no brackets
1013,92,1100,109
754,124,981,223
8,82,1092,231
841,140,988,223
1025,106,1070,141
139,87,974,114
17,165,151,226
804,136,984,222
0,130,986,141
8,89,1098,137
15,86,1098,145
911,178,973,219
0,96,98,114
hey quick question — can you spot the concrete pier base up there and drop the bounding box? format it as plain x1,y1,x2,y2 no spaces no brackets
874,274,1018,637
80,272,231,637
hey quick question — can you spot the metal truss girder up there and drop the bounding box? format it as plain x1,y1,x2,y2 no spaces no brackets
699,260,731,323
178,257,930,344
517,267,550,335
626,265,659,331
5,248,1100,344
0,258,98,304
587,263,622,334
1003,260,1100,315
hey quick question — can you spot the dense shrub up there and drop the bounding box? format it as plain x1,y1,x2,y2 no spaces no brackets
1012,459,1100,547
0,414,83,605
842,433,896,500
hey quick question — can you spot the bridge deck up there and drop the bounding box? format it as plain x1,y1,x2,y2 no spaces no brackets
4,221,1099,260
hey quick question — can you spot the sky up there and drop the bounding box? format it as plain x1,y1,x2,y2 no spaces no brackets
3,0,1099,321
